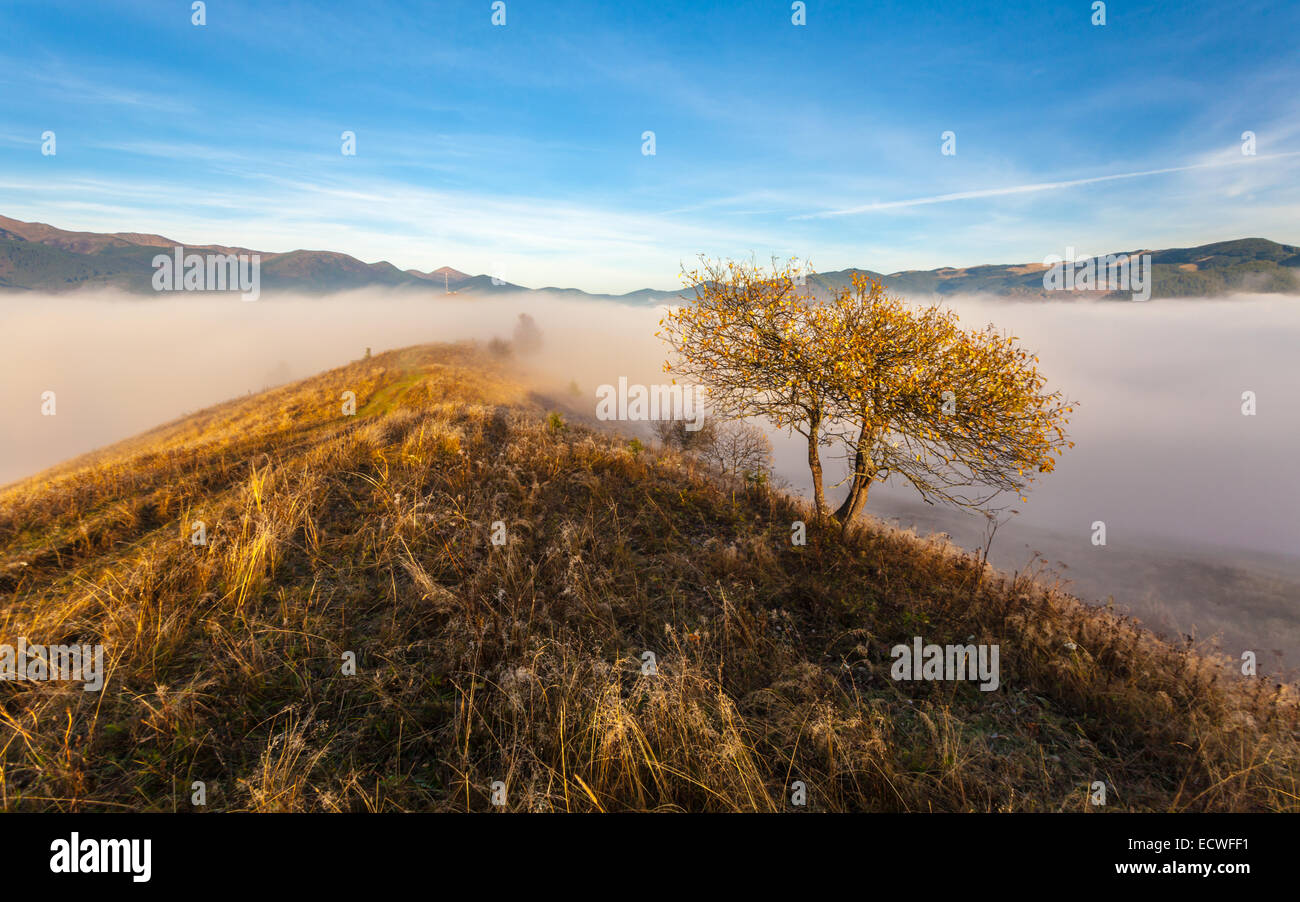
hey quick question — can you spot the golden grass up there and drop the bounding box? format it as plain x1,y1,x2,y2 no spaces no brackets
0,341,1295,811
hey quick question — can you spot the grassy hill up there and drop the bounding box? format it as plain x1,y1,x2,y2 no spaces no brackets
0,343,1296,811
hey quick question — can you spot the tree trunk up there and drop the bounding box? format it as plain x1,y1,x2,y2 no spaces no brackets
834,471,872,525
805,413,828,521
834,438,875,527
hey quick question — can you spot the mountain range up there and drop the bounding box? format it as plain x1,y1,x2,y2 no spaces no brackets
2,214,1297,302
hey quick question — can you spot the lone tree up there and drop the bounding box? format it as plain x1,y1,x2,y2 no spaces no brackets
659,259,1073,531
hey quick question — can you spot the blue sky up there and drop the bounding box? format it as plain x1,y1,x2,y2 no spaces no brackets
1,0,1297,292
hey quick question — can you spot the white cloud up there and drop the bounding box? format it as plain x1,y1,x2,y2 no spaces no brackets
798,152,1300,219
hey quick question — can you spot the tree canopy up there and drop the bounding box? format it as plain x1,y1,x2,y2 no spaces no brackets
659,258,1073,532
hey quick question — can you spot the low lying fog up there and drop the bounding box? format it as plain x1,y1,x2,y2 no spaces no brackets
3,290,1298,671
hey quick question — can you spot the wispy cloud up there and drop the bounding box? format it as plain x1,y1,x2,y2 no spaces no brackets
797,152,1300,219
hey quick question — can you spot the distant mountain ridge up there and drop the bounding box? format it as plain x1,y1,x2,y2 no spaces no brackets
810,237,1300,302
2,214,1297,302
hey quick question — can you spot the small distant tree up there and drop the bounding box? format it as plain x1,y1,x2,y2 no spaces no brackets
651,417,717,453
701,421,772,483
660,259,1073,533
513,313,543,354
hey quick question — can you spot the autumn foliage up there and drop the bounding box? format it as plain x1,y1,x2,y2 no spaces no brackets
659,258,1074,530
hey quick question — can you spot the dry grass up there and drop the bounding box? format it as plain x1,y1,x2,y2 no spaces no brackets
0,342,1295,811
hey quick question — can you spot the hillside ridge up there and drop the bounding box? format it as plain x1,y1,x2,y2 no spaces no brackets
0,342,1296,811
